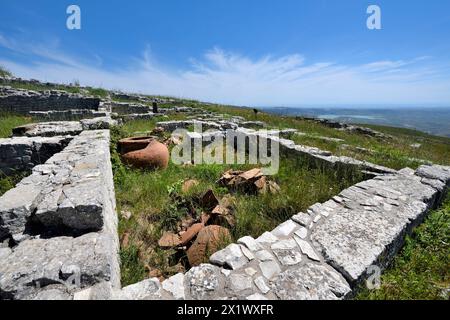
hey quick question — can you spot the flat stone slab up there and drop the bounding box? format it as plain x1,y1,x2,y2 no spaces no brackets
80,117,118,130
0,130,116,239
13,122,83,137
311,166,449,285
0,135,72,175
0,231,120,300
271,263,351,300
0,183,43,239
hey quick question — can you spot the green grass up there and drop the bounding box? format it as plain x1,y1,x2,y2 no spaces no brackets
87,87,109,98
6,81,82,94
111,121,363,285
2,76,108,98
0,113,33,138
0,113,35,195
0,173,29,197
0,177,15,197
0,66,12,78
357,191,450,300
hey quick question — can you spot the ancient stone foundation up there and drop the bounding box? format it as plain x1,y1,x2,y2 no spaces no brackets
0,87,100,115
0,128,120,300
0,135,72,175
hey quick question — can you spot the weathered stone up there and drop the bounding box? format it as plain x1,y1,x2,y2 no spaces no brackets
240,245,255,260
246,293,268,300
255,250,275,262
272,249,302,266
237,236,261,251
73,281,113,300
48,180,104,230
209,243,248,270
221,269,232,277
271,220,298,237
227,273,253,293
294,237,321,262
254,276,270,294
115,278,161,300
0,232,120,300
0,247,12,259
0,86,100,117
416,165,450,184
30,287,72,300
256,232,278,244
162,273,185,300
271,239,297,250
272,263,351,300
291,212,311,227
0,135,71,176
185,264,224,300
313,215,322,223
259,260,281,280
26,130,117,234
0,183,43,239
13,121,83,137
311,170,441,284
245,267,258,276
80,117,117,130
294,227,308,239
271,239,302,266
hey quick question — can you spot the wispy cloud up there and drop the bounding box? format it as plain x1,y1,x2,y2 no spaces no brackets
0,34,449,106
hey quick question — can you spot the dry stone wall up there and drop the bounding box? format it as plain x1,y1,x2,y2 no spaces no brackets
0,117,117,176
0,87,100,115
0,135,72,175
103,164,448,300
0,129,120,300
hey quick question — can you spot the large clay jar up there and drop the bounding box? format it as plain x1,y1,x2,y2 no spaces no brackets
119,136,169,170
118,136,154,154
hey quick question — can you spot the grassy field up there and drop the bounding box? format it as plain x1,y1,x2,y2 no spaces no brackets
357,191,450,300
112,121,363,285
0,113,33,195
0,66,12,78
0,113,33,138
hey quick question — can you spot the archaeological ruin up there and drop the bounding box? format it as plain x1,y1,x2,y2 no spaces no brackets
0,78,449,300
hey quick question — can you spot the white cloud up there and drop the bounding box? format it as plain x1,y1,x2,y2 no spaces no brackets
0,34,449,106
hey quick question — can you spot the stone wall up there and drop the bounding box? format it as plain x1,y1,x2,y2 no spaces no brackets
29,109,108,121
102,164,449,300
228,128,396,177
105,101,152,115
12,117,117,138
0,136,72,176
0,87,100,115
0,130,120,300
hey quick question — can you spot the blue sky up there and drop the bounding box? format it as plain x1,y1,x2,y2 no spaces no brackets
1,0,450,106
